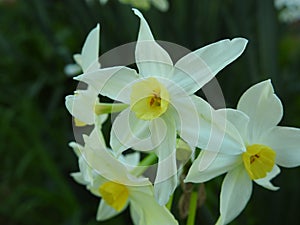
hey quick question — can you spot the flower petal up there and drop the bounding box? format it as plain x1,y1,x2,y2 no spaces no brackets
261,126,300,168
168,93,201,148
96,200,125,221
153,115,177,205
172,38,248,94
216,165,252,225
75,66,139,103
185,151,242,183
217,108,250,143
65,86,98,125
174,96,245,155
129,185,179,225
133,9,173,78
254,164,280,191
237,80,283,143
81,24,101,72
82,129,149,186
110,108,160,154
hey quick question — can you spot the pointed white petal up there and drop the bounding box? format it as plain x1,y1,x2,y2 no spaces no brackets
129,185,179,225
185,151,242,183
96,200,125,221
133,9,173,78
174,96,245,154
261,126,300,168
153,116,177,205
168,93,201,148
254,164,280,191
70,172,87,185
218,165,252,225
237,80,283,143
73,54,82,67
68,141,82,157
111,109,150,153
75,66,139,103
217,108,250,142
94,113,109,145
65,86,98,125
172,38,248,94
82,129,149,186
81,24,100,72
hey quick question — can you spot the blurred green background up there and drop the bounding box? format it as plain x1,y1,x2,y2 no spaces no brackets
1,0,300,224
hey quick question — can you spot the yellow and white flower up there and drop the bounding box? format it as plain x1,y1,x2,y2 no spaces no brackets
65,24,127,128
185,80,300,225
75,9,247,205
69,130,178,225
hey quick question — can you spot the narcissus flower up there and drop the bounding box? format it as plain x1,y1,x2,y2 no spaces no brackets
76,9,247,205
185,80,300,225
69,130,178,225
65,24,102,127
65,24,127,127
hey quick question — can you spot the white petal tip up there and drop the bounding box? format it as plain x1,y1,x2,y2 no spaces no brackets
73,74,83,81
232,37,248,50
132,8,143,18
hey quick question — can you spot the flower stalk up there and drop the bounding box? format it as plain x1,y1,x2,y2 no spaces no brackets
186,185,198,225
131,153,158,177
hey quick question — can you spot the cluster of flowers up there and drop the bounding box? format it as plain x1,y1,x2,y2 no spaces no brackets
66,9,300,225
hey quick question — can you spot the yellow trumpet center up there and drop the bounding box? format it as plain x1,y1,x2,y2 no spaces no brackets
98,181,129,211
242,144,276,180
130,77,169,120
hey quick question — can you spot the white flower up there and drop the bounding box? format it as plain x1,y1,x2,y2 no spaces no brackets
76,9,247,205
185,80,300,225
69,130,178,225
65,24,127,127
65,24,101,127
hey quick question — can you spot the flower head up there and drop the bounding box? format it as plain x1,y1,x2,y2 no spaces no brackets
65,24,127,127
75,9,248,205
185,80,300,225
69,129,178,225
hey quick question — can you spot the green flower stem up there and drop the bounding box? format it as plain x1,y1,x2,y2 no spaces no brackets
131,153,157,177
94,103,129,115
166,194,174,210
186,188,198,225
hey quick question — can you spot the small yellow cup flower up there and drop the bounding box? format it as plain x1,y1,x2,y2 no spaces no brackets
99,181,129,211
130,77,169,120
186,80,300,225
242,144,276,180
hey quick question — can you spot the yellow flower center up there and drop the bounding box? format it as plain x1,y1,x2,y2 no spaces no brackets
98,181,129,211
130,77,169,120
242,144,276,180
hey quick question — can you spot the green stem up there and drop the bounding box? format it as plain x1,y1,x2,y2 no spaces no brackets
94,103,129,115
166,194,174,211
186,188,198,225
131,153,157,177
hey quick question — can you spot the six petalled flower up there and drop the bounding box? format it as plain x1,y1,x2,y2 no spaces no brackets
185,80,300,225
